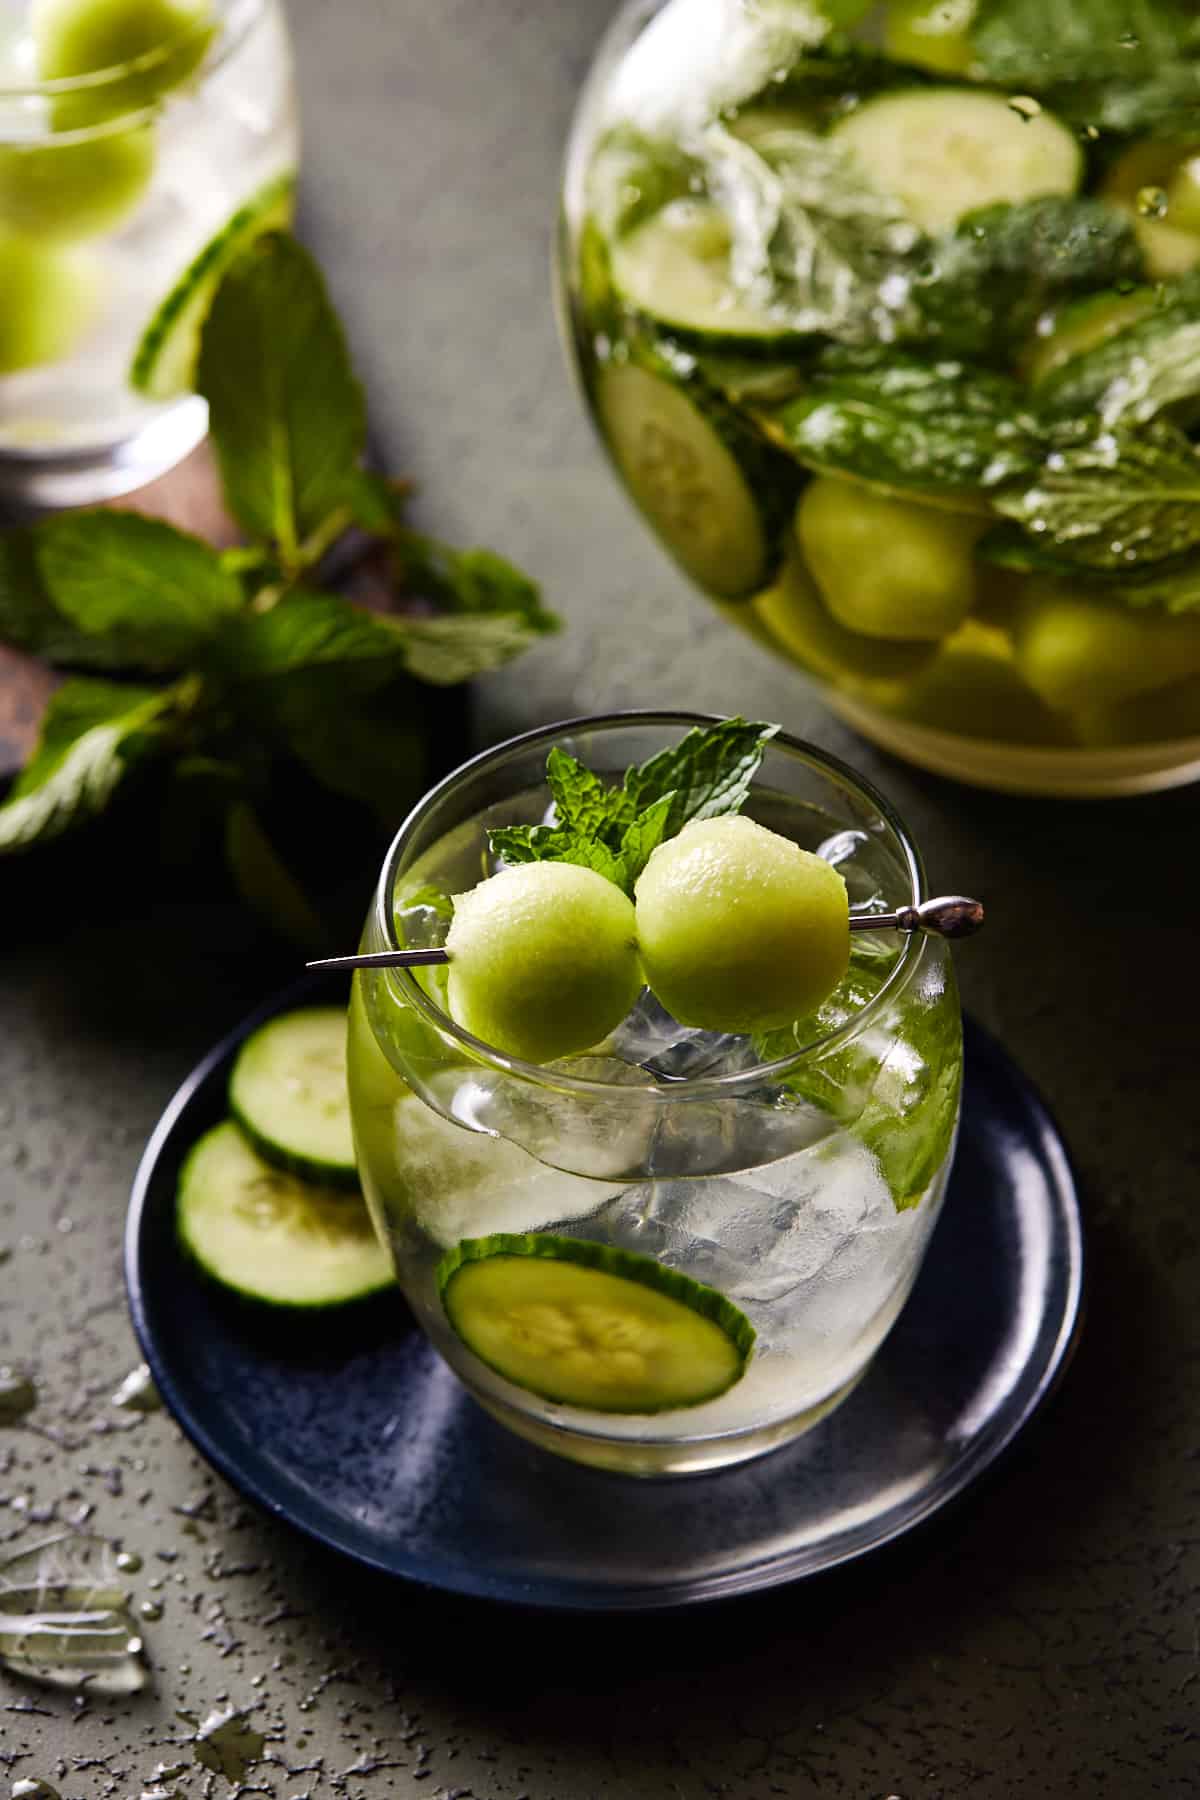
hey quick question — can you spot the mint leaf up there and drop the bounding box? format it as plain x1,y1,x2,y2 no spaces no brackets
546,746,632,839
913,200,1144,360
970,0,1200,85
0,530,146,671
622,717,779,835
488,718,778,895
980,527,1200,612
32,513,241,667
697,121,919,343
210,587,405,691
993,420,1200,571
615,791,675,884
0,677,170,850
388,611,553,685
1036,280,1200,428
257,680,426,822
763,350,1037,494
395,534,554,631
197,232,366,561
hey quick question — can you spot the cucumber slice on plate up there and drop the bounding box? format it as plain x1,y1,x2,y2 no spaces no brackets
610,198,793,346
129,169,294,399
596,354,792,598
831,89,1082,233
437,1233,755,1413
229,1006,358,1189
177,1122,392,1308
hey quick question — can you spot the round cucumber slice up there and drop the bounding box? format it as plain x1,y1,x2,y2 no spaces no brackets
129,170,294,399
177,1122,392,1308
831,88,1082,233
609,199,793,345
595,358,776,598
229,1006,358,1189
437,1234,755,1414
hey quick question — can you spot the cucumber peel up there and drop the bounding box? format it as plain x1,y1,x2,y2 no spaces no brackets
177,1122,392,1309
438,1233,755,1413
228,1005,358,1190
129,169,294,399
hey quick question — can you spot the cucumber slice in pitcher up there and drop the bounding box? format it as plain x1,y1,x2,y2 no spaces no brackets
177,1122,392,1308
609,198,794,346
229,1006,358,1189
595,354,792,598
437,1233,755,1413
831,89,1082,233
129,170,294,399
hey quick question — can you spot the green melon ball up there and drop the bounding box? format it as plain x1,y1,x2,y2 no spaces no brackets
883,0,974,75
0,232,98,372
797,476,984,643
1012,581,1200,713
33,0,215,121
0,123,154,243
445,862,642,1064
754,551,937,696
633,815,850,1036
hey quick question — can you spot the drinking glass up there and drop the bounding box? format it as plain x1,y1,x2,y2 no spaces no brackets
347,713,963,1475
0,0,297,508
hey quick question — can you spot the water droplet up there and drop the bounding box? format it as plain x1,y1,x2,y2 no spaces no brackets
1118,31,1140,49
192,1709,267,1782
115,1551,142,1573
1136,185,1169,220
1081,123,1101,141
1008,95,1041,122
111,1365,161,1413
139,1600,163,1622
0,1533,148,1695
0,1368,36,1425
12,1781,61,1800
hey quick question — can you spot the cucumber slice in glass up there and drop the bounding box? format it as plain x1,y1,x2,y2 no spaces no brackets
596,357,781,598
129,170,294,399
229,1006,358,1189
437,1233,755,1413
610,199,793,345
177,1122,392,1308
831,88,1082,233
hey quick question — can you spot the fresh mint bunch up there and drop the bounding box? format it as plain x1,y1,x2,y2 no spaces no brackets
489,719,779,896
0,231,557,940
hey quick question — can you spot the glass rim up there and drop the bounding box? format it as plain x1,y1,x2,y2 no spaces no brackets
0,0,258,106
373,710,933,1101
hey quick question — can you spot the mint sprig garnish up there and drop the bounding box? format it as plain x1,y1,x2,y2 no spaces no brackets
0,231,557,940
489,719,779,896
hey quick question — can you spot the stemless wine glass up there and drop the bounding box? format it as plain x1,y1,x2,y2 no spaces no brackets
0,0,297,508
556,1,1200,796
347,713,963,1476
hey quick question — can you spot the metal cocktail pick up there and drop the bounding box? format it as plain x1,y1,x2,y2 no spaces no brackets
305,894,985,973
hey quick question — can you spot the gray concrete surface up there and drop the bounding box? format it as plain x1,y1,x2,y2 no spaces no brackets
2,2,1199,1794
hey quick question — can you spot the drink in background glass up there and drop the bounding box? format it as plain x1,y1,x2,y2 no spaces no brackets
0,0,296,507
347,714,962,1475
557,1,1200,797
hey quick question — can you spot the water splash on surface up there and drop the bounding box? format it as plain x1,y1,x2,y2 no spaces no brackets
111,1365,161,1413
0,1533,148,1694
0,1368,37,1424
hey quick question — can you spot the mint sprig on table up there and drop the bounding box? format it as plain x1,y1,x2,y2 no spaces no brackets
488,718,779,896
0,231,556,935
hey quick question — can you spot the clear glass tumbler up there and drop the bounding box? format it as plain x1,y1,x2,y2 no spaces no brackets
0,0,297,508
347,713,963,1475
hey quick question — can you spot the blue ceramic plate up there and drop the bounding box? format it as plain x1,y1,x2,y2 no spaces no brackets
125,980,1084,1612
